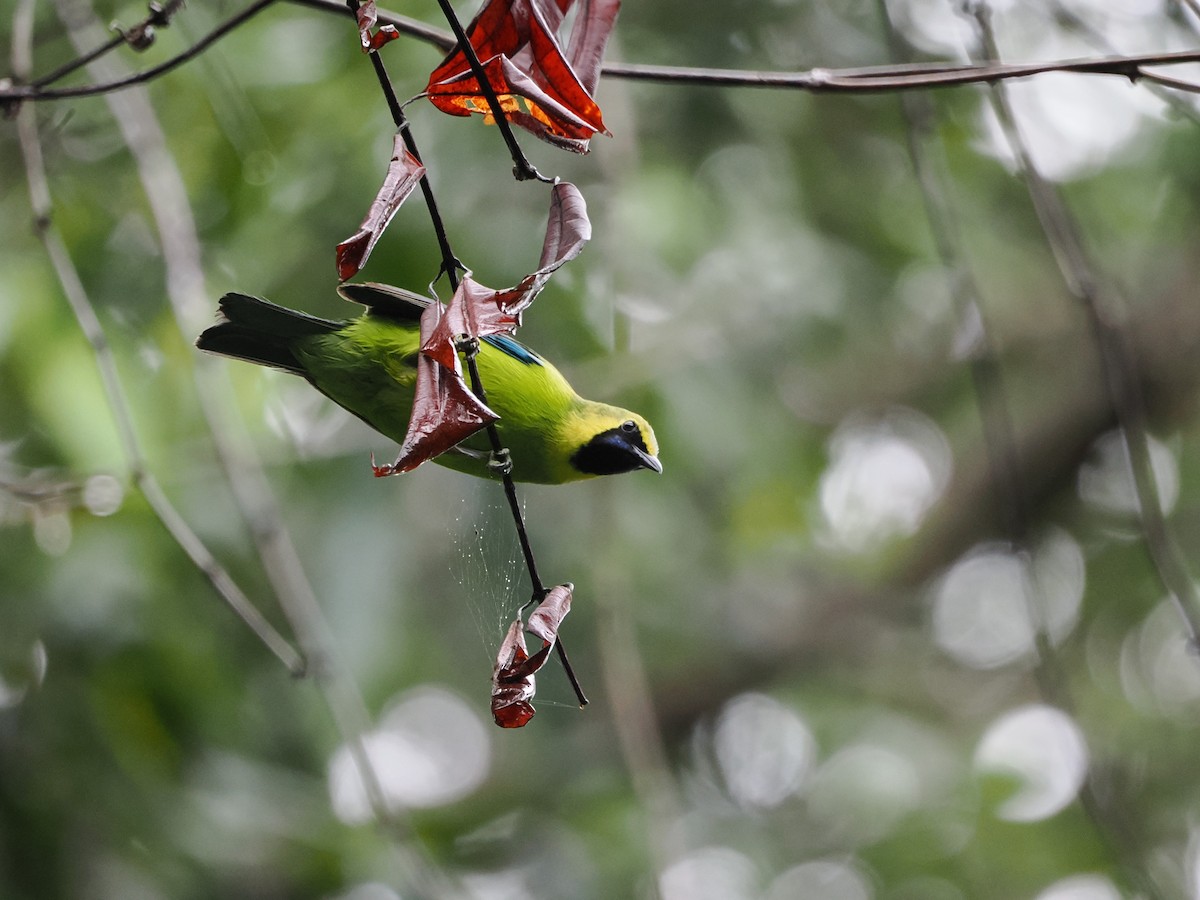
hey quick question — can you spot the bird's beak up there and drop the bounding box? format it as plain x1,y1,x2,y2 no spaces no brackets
632,445,663,474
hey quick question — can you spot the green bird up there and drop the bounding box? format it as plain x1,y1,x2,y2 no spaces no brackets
196,282,661,484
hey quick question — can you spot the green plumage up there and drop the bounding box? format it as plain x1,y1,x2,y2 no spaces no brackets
196,283,660,484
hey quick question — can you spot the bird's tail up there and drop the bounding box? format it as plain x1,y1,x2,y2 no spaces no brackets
196,293,340,374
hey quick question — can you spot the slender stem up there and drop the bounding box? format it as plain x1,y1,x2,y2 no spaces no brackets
967,4,1200,640
285,0,1200,95
356,9,587,706
2,0,279,102
364,52,462,283
461,348,588,707
12,2,305,676
12,0,1200,104
31,31,123,86
33,0,187,87
432,0,546,181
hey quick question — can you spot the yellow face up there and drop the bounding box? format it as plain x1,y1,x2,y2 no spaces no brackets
563,404,661,480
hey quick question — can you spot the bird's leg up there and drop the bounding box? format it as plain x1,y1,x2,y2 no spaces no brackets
454,334,480,360
487,447,513,477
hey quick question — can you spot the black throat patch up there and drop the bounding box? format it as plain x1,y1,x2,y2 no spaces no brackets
571,421,653,476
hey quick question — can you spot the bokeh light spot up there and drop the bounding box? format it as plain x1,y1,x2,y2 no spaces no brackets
659,847,758,900
932,529,1084,669
818,409,950,555
1035,874,1121,900
83,474,124,517
1119,599,1200,712
328,685,490,824
714,693,816,810
974,705,1088,822
1078,430,1178,518
764,859,874,900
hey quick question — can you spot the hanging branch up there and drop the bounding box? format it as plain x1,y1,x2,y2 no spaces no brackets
2,0,278,104
877,4,1165,897
351,1,588,708
28,0,186,90
432,0,546,181
40,5,468,890
9,0,1200,104
10,4,304,677
965,4,1200,647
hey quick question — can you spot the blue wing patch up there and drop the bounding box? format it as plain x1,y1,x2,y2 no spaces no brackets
483,333,544,367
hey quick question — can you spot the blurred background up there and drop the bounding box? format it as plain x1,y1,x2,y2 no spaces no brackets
4,0,1200,897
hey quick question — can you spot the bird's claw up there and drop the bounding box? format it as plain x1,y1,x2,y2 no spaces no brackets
455,334,480,358
488,448,513,476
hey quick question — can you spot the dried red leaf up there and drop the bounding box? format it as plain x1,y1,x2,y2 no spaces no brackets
561,0,619,95
422,183,591,363
422,276,518,370
528,180,590,289
492,618,536,728
336,135,425,281
528,582,572,643
489,584,574,728
373,302,498,476
426,0,620,152
355,0,400,52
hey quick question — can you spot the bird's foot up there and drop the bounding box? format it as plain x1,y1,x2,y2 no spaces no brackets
487,448,513,476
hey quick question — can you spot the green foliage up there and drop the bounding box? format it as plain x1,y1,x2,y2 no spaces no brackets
5,1,1200,899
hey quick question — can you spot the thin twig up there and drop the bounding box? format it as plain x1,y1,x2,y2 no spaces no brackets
12,0,1200,104
31,0,186,88
354,6,588,707
288,0,1200,96
1136,68,1200,95
3,0,278,102
460,346,588,706
432,0,547,181
966,3,1200,640
46,3,458,893
11,0,304,677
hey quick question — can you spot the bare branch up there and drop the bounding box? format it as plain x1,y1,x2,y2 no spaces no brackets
965,5,1200,645
9,0,1200,105
48,3,466,890
11,26,305,674
3,0,278,102
356,12,586,708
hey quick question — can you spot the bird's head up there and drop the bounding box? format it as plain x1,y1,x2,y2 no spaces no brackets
566,406,662,480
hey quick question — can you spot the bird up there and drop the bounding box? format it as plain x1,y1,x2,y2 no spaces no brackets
196,282,661,485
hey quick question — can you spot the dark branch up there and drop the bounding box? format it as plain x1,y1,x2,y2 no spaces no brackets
432,0,546,182
9,0,1200,104
2,0,278,101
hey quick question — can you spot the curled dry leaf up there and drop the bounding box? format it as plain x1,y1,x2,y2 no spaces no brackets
373,302,498,476
491,584,573,728
336,134,426,281
423,182,590,364
355,0,400,52
427,0,621,152
491,617,536,728
537,181,591,275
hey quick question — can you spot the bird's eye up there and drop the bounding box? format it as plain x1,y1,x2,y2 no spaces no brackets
621,420,638,434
